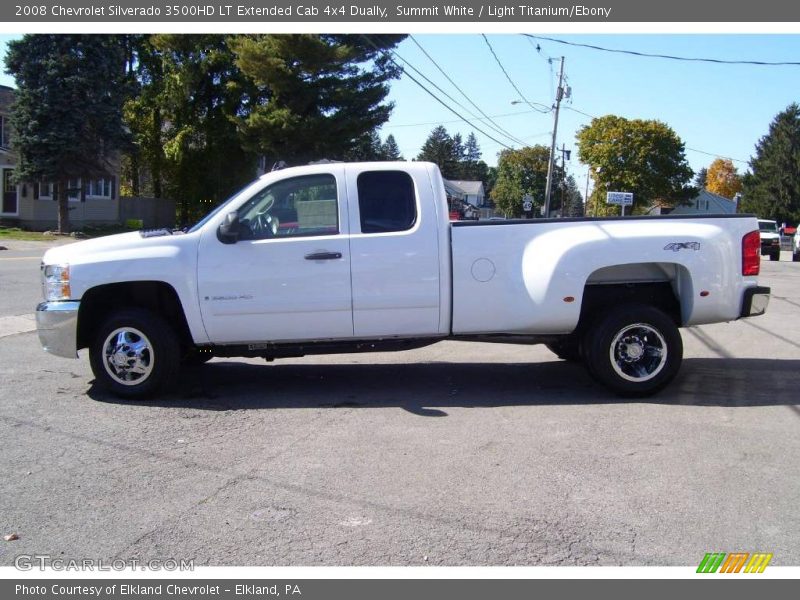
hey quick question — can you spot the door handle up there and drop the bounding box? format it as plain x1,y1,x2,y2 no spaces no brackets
304,251,342,260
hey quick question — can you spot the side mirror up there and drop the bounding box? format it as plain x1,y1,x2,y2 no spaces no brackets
217,212,240,244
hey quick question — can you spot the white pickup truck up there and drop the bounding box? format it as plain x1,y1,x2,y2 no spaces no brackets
36,162,770,399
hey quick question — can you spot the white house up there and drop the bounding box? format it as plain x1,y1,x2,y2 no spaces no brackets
647,189,737,216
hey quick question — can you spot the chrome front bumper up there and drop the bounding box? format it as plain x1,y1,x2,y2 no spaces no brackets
36,301,80,358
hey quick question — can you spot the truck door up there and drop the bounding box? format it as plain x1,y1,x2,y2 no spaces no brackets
346,168,442,338
197,168,353,344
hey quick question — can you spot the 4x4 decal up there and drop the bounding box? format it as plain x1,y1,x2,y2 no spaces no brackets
664,242,701,252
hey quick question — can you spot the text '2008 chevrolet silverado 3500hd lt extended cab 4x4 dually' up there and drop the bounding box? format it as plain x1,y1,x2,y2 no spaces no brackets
36,162,770,399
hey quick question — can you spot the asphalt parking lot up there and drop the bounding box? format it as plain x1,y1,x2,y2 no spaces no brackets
0,240,798,566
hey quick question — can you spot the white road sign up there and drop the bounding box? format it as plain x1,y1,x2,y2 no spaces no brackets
522,194,533,212
606,191,633,206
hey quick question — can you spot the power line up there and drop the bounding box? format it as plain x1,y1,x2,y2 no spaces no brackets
409,35,533,145
360,35,515,151
685,147,748,164
481,34,552,113
390,109,543,129
522,34,800,67
391,49,529,147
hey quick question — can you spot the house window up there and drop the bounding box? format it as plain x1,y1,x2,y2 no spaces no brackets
0,115,11,148
88,178,112,199
67,179,81,201
38,182,54,200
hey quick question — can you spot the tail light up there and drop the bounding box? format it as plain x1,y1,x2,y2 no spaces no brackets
742,230,760,276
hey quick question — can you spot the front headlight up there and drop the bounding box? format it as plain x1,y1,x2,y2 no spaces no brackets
42,264,71,301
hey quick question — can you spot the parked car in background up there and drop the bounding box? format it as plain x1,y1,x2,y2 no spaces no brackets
793,225,800,262
758,219,781,261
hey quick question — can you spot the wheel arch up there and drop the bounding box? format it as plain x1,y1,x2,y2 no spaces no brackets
577,262,688,333
77,281,193,351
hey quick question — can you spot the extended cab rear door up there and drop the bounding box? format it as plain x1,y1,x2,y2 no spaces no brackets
345,165,444,338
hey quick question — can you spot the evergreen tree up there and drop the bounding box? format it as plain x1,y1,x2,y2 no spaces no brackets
131,35,262,225
345,130,383,161
451,133,465,175
560,174,584,217
417,125,459,178
741,103,800,223
5,35,131,233
381,134,402,160
460,132,485,180
694,167,708,190
230,34,405,165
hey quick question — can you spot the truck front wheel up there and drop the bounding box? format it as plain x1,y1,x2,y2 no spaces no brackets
584,305,682,397
89,308,180,399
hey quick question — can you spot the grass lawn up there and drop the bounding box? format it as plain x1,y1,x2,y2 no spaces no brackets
0,227,51,242
0,225,133,242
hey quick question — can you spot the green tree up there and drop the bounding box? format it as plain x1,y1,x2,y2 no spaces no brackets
143,35,263,224
576,115,693,216
490,145,551,217
5,34,131,233
706,158,742,199
741,103,800,223
694,167,708,190
459,132,488,181
417,125,460,178
345,130,383,161
560,174,584,217
381,134,402,160
230,34,405,165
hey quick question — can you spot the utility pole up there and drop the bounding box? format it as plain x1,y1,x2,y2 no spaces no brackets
584,165,591,217
544,56,565,219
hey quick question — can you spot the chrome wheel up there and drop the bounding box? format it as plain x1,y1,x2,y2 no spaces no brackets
609,323,667,383
102,327,154,386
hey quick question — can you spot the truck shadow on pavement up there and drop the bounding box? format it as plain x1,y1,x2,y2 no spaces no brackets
87,357,800,415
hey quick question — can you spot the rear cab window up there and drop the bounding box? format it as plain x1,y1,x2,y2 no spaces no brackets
356,171,417,234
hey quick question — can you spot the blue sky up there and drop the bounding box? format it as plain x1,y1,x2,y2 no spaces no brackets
3,33,799,195
382,34,800,194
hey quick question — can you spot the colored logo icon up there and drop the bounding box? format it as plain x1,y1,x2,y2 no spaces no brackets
697,552,773,573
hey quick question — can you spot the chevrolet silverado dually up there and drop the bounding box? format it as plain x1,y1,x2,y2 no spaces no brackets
36,162,770,398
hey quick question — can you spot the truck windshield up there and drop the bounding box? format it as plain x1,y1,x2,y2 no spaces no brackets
759,221,778,232
188,181,261,233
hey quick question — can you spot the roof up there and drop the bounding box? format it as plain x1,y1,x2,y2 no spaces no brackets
664,189,738,215
446,180,484,196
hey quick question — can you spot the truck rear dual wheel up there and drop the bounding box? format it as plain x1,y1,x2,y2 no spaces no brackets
89,308,180,399
583,305,682,397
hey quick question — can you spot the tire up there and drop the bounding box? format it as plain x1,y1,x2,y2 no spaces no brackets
770,250,780,261
583,304,682,397
89,308,180,399
793,250,800,262
546,336,582,362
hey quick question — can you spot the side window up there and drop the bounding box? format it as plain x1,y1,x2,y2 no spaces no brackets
237,174,338,240
357,171,417,234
